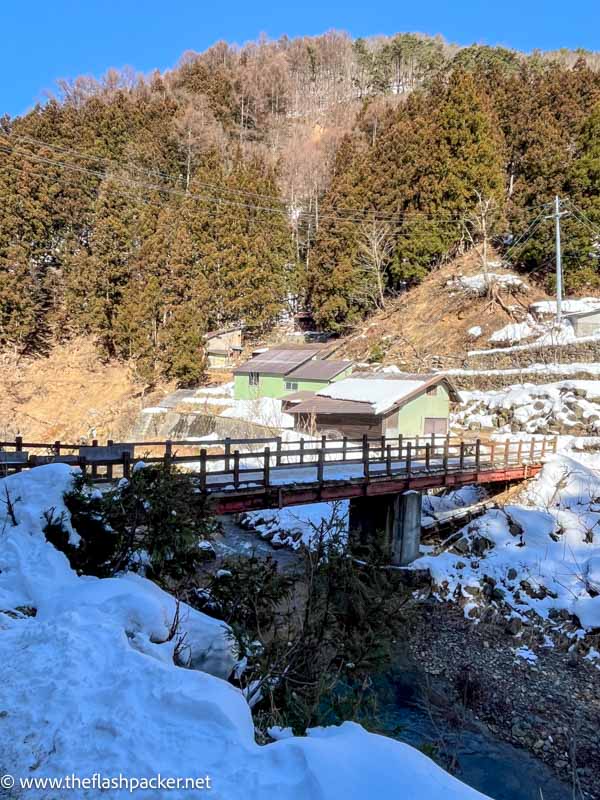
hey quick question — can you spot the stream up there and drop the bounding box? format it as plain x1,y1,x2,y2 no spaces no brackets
215,516,572,800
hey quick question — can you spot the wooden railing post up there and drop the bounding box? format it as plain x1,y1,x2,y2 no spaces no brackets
233,450,240,489
425,442,431,470
122,451,131,479
15,436,22,452
386,444,392,476
79,455,87,477
54,440,61,457
398,434,403,460
529,438,536,463
459,441,465,471
263,447,271,488
504,439,510,465
406,441,412,476
541,438,547,458
317,448,325,484
380,435,386,459
553,436,558,453
342,436,348,461
363,437,370,480
276,437,282,467
517,440,523,463
442,437,449,472
299,437,305,465
91,439,98,479
199,448,207,491
224,437,231,471
106,439,114,481
475,439,481,472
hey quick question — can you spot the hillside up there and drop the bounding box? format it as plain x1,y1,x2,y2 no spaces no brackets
0,339,168,443
335,250,548,371
1,32,600,390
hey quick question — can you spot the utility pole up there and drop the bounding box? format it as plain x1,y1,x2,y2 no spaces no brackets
554,195,564,324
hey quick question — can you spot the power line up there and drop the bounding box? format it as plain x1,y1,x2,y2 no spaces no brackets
2,132,553,229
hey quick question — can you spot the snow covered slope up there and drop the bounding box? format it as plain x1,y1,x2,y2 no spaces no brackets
1,464,489,800
414,451,600,655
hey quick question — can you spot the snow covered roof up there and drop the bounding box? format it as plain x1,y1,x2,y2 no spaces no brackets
288,374,460,416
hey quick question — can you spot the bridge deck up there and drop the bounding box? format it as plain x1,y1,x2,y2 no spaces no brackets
1,433,555,514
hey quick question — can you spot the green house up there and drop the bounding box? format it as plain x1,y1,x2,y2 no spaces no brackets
233,347,354,400
284,374,461,439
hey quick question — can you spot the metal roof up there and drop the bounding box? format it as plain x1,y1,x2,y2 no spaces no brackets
287,359,353,381
233,347,321,376
287,396,377,416
287,373,460,417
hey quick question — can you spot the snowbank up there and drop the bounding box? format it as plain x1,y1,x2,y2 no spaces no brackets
242,501,349,550
414,452,600,639
454,381,600,435
449,273,528,295
221,396,295,429
1,464,489,800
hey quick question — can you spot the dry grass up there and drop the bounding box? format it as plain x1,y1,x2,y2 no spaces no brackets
0,338,170,444
335,250,549,370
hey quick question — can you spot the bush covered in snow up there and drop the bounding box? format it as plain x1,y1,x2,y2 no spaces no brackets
43,465,220,582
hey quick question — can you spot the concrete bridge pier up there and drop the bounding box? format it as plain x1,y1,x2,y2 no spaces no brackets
349,491,422,566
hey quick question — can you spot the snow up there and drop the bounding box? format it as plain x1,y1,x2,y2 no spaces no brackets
445,362,600,378
515,646,538,663
1,464,489,800
468,322,600,357
221,397,295,429
318,378,424,414
530,297,600,318
467,326,482,340
413,451,600,638
242,501,349,550
454,381,600,435
449,273,528,295
489,321,537,344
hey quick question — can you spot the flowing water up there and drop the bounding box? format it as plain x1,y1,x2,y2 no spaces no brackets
217,515,572,800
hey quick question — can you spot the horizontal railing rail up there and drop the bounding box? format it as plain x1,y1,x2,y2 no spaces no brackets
0,434,558,497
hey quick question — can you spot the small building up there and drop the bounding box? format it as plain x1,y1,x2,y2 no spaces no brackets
233,346,354,400
205,327,243,368
566,308,600,338
283,373,460,438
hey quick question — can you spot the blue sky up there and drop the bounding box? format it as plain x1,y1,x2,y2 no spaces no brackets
2,0,599,117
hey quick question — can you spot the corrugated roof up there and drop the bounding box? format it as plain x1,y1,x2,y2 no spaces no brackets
287,359,353,381
287,396,377,415
234,347,321,376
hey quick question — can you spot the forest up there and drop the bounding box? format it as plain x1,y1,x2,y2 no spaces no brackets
1,32,599,383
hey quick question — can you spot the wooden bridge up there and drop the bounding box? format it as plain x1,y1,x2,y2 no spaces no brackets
1,433,556,516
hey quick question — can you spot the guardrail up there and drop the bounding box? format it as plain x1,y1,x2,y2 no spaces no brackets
0,434,558,493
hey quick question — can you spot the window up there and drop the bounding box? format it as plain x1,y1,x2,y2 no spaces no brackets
285,381,299,392
426,385,438,396
249,372,259,386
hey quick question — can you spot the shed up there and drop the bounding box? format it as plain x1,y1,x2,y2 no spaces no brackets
566,308,600,338
284,373,460,439
205,327,243,367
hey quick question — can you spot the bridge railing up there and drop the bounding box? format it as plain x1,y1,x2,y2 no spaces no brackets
1,433,558,491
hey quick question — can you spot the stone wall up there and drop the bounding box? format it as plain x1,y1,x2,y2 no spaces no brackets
465,340,600,371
